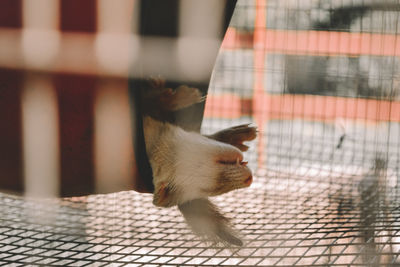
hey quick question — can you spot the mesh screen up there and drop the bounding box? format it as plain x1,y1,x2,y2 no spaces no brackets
1,0,400,266
1,170,399,266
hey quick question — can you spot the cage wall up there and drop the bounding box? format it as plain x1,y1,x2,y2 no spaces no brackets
204,0,400,182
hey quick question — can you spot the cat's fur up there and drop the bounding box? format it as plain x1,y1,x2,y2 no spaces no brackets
141,78,256,245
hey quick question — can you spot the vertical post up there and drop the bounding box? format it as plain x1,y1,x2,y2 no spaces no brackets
22,75,60,197
0,70,24,193
94,0,136,193
253,0,267,168
55,74,96,196
0,0,22,28
0,0,23,194
60,0,96,32
21,0,60,197
21,0,60,69
94,80,135,193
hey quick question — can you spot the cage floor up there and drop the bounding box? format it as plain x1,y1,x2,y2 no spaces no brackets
1,169,399,266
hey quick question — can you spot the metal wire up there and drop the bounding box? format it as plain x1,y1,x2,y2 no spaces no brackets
0,169,399,266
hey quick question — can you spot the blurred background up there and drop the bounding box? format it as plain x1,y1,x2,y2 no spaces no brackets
0,0,136,196
205,0,400,184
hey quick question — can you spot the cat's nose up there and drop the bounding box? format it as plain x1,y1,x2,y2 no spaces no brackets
244,174,253,187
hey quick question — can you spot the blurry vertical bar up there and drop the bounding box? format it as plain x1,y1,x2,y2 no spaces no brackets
95,0,134,76
55,74,96,196
97,0,133,33
21,0,60,197
22,75,60,197
0,69,24,193
60,0,96,32
22,0,59,29
57,0,97,196
94,79,135,193
21,0,60,69
0,0,23,193
0,0,22,28
94,0,136,193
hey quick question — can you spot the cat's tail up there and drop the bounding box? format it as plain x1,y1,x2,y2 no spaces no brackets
178,198,243,246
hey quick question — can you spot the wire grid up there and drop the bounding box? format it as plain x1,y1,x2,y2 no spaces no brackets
205,0,400,176
0,169,399,266
2,0,400,266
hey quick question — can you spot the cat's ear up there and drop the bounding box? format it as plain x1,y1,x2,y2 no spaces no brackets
153,182,178,207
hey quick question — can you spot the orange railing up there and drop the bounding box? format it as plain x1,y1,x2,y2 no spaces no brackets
205,0,400,166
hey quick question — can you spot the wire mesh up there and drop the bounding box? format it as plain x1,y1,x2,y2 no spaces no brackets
1,0,400,266
1,169,399,266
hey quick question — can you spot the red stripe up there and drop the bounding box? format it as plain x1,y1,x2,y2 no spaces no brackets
0,0,22,28
254,0,267,166
0,68,23,192
60,0,97,32
55,73,96,196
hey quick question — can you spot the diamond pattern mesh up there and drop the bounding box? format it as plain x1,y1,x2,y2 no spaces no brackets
1,168,399,266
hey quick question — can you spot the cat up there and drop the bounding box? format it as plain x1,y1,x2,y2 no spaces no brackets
141,78,256,246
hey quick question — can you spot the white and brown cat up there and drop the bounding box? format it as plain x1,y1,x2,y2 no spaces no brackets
142,78,256,246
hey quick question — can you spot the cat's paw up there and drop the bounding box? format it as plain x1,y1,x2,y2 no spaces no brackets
208,124,257,151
